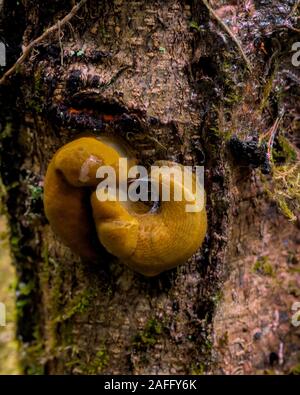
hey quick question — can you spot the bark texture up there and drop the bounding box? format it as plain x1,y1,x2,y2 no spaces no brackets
0,0,299,375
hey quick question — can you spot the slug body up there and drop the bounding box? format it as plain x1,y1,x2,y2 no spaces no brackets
44,137,207,276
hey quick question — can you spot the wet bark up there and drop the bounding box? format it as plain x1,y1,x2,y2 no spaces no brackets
0,0,299,374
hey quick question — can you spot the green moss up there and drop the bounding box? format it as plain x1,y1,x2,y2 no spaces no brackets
76,49,85,57
223,90,243,106
27,71,44,114
87,347,109,374
54,288,96,323
41,245,63,303
41,245,76,352
273,136,297,164
20,320,45,375
106,285,113,298
28,99,43,114
28,185,43,201
210,126,232,141
265,163,299,223
22,341,45,375
218,331,228,347
289,364,300,375
9,222,23,259
252,256,275,276
0,122,13,139
191,363,205,375
204,338,213,350
65,345,109,374
16,280,35,318
189,21,201,33
133,318,162,350
60,321,75,348
277,198,297,222
259,73,275,112
211,289,223,305
262,369,276,375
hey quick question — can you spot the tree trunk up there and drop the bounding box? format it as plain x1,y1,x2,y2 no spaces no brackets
0,0,299,375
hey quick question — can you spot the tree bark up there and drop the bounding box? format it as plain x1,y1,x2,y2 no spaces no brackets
0,0,299,375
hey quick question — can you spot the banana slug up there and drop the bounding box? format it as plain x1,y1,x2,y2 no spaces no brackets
44,137,207,276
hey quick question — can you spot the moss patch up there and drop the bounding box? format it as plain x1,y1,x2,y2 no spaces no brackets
289,364,300,375
252,256,275,276
54,288,97,324
273,136,297,164
133,318,163,350
265,163,300,222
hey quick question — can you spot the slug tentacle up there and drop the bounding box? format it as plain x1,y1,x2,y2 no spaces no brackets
44,137,207,276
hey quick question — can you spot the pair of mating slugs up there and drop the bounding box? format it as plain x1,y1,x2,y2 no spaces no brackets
43,137,207,276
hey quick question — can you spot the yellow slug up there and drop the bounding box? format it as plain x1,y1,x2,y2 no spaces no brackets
44,137,207,276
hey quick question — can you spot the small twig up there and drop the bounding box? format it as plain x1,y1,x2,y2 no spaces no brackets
147,136,167,150
201,0,252,72
58,20,64,66
266,115,284,162
0,0,88,85
66,21,76,41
